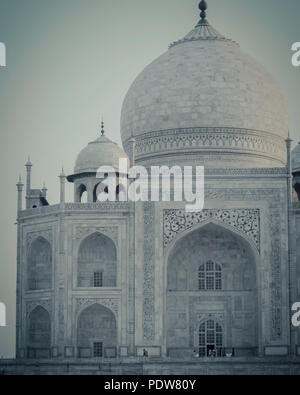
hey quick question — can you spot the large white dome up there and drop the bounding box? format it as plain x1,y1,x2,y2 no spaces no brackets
121,15,289,168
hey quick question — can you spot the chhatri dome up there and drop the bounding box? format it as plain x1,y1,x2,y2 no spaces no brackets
73,121,128,175
67,121,129,202
121,1,289,168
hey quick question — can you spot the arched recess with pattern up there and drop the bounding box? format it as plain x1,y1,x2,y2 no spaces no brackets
77,232,117,287
27,306,51,353
27,237,52,291
77,303,117,357
166,221,259,357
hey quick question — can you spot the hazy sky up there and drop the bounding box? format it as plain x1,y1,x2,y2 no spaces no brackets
0,0,299,357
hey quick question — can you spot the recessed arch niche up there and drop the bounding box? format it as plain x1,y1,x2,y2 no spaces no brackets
77,232,117,287
27,237,52,291
27,306,51,356
77,303,117,357
166,222,258,357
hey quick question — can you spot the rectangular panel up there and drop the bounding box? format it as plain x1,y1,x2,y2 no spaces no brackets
136,346,161,357
78,347,92,358
264,346,288,356
104,347,117,358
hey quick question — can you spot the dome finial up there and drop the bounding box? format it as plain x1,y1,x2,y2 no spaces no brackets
101,118,105,136
199,0,208,20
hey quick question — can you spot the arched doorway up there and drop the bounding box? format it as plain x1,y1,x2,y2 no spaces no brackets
27,306,51,358
77,304,117,358
77,184,88,203
166,222,258,357
93,180,125,202
27,237,52,291
199,319,223,357
77,232,117,287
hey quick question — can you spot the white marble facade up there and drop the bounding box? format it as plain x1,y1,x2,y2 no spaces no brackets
14,3,300,364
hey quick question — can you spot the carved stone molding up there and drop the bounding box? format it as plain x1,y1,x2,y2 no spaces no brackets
124,127,285,165
26,229,53,248
143,202,156,343
65,202,131,211
204,188,282,202
75,226,119,246
204,168,286,176
26,299,52,316
269,209,282,340
75,297,119,318
163,208,260,251
19,202,133,219
19,204,60,218
196,312,225,325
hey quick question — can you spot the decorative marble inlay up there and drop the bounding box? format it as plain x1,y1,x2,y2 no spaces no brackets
124,127,285,166
26,299,52,316
75,298,119,317
26,229,53,247
75,226,119,246
163,208,260,251
143,202,155,343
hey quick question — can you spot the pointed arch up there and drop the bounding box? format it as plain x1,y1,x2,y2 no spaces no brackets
77,303,117,358
165,221,260,356
198,319,223,357
27,306,51,357
165,217,259,257
93,181,124,202
93,182,102,202
77,184,87,203
77,232,117,287
27,236,52,291
166,221,259,291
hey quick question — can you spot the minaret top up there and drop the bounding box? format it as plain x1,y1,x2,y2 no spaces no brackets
285,131,293,143
41,182,48,197
25,156,32,167
60,167,66,178
199,0,208,21
16,175,23,187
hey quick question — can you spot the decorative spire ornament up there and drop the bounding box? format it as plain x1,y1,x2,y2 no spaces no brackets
199,0,208,21
170,0,226,48
101,119,105,136
25,156,32,167
17,174,23,186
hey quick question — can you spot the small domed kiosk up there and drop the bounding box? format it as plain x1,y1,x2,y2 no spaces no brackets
67,122,129,202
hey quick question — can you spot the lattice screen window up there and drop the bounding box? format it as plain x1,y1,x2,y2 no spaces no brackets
199,322,206,357
198,320,223,357
198,261,222,291
93,342,103,357
93,271,103,287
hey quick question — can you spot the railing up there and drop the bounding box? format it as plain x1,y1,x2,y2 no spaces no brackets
18,202,132,218
167,347,258,359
